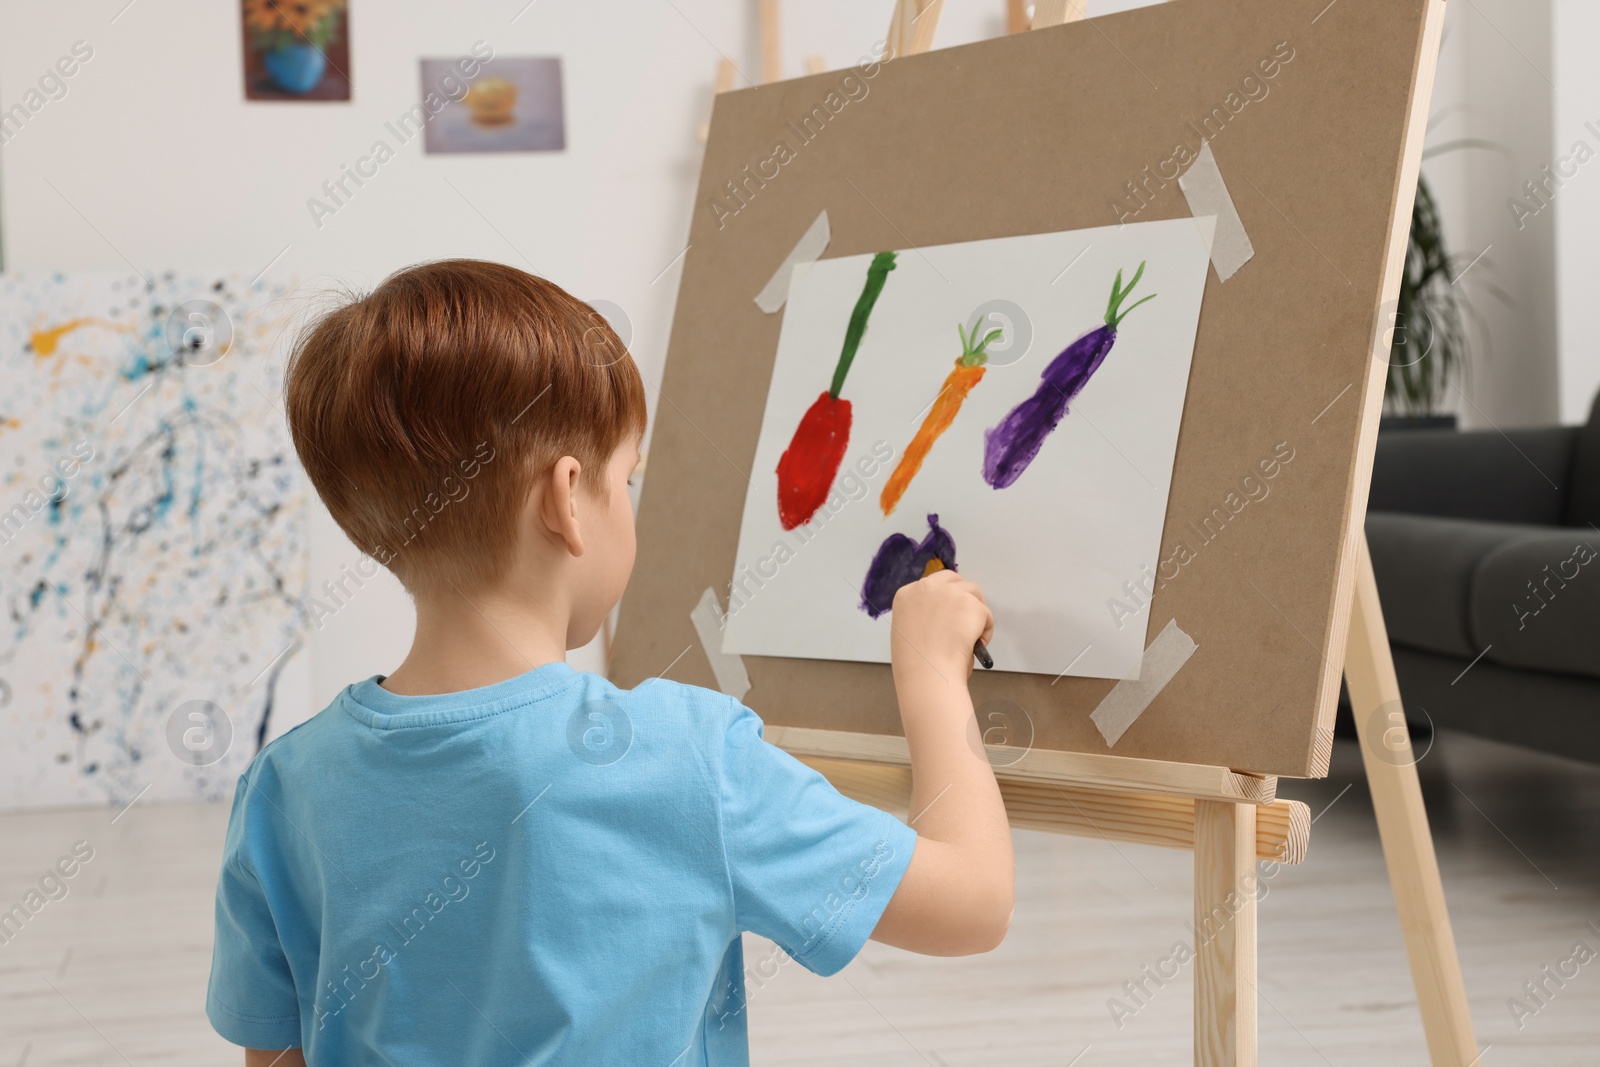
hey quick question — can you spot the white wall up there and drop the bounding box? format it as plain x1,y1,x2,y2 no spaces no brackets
18,0,1552,723
1420,0,1561,430
6,0,1121,711
1552,0,1600,424
0,0,732,710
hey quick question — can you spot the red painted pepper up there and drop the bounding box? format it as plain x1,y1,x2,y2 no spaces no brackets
775,251,898,529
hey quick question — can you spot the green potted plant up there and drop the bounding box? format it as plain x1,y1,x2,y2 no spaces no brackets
243,0,346,95
1383,173,1470,430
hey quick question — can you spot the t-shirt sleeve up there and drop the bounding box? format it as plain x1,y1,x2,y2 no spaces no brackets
206,774,303,1050
716,700,917,977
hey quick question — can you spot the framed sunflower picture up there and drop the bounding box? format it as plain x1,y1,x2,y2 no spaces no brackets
241,0,352,102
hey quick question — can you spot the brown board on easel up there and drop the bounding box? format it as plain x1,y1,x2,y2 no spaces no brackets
612,0,1444,778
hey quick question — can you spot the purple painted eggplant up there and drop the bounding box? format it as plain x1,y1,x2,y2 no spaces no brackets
859,513,957,618
982,262,1155,489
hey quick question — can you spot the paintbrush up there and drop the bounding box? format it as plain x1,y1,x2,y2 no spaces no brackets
920,559,993,669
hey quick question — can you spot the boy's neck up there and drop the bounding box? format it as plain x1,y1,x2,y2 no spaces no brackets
381,586,570,697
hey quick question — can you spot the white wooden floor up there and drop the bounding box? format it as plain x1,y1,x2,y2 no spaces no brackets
2,733,1597,1065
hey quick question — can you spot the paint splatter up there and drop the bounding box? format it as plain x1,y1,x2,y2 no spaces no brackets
776,251,897,529
983,263,1155,489
859,513,957,618
29,318,124,358
0,272,309,810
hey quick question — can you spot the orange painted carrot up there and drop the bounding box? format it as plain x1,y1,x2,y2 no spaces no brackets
880,321,1004,516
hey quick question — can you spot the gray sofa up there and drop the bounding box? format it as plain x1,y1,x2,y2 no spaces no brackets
1362,394,1600,764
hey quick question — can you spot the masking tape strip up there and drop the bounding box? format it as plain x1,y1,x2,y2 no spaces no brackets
1090,619,1197,748
1192,213,1218,259
754,210,831,313
691,586,751,701
1178,142,1254,282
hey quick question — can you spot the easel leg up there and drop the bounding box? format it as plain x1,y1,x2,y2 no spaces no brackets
1193,799,1258,1067
1346,537,1479,1065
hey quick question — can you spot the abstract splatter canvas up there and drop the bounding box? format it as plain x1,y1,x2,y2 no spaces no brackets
723,217,1215,680
0,272,311,809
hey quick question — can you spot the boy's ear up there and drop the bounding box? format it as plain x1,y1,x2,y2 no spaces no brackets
540,457,585,557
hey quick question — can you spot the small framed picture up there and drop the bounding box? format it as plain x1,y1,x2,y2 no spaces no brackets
241,0,352,102
420,56,566,154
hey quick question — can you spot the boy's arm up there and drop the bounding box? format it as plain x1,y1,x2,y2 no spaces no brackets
871,570,1014,956
245,1050,305,1067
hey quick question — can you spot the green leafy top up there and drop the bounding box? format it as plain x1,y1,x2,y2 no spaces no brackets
1105,261,1157,328
829,251,898,399
956,320,1004,368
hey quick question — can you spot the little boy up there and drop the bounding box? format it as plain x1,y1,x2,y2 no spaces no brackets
207,260,1012,1065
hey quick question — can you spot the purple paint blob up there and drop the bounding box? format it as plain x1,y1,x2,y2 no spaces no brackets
859,513,958,618
982,324,1116,489
982,262,1155,489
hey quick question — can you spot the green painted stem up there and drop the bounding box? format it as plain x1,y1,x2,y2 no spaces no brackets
829,251,898,399
1104,260,1157,328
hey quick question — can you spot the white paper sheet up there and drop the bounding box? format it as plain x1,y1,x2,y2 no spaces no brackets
723,217,1214,680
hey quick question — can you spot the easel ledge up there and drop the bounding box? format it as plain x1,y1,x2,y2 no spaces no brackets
792,752,1309,863
769,725,1277,803
770,724,1305,864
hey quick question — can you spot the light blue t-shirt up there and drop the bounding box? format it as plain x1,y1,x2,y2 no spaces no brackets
206,662,916,1064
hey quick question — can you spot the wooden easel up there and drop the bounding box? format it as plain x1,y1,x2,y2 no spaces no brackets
696,1,826,145
722,3,1479,1065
